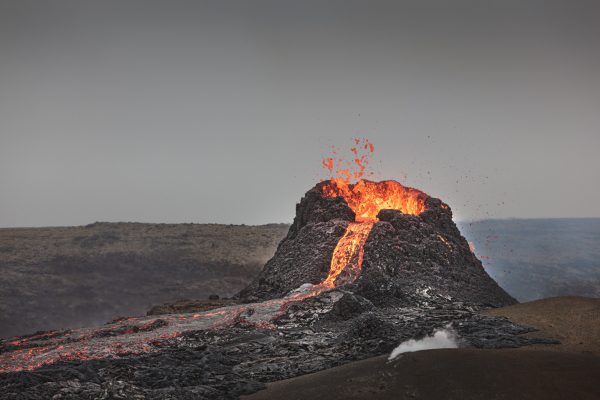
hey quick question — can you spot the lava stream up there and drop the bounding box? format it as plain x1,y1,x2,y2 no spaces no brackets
323,222,374,288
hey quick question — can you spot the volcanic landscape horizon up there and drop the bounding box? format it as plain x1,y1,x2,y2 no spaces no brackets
1,139,435,374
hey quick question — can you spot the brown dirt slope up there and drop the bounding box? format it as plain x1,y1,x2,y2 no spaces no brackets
0,222,289,338
245,349,600,400
245,296,600,400
485,296,600,355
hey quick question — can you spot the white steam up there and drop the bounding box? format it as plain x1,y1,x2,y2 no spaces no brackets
388,328,459,360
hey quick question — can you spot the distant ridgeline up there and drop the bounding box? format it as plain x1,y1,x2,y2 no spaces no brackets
459,218,600,302
0,222,289,338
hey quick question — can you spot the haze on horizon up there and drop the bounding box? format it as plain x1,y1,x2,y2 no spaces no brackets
1,0,599,227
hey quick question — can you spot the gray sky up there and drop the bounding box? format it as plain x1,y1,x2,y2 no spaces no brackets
1,0,599,227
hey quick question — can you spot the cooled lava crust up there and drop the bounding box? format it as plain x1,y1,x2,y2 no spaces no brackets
240,179,516,308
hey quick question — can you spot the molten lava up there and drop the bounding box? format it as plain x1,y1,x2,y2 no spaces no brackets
323,222,374,288
319,158,431,286
322,138,376,183
318,178,428,290
319,139,429,289
322,178,428,221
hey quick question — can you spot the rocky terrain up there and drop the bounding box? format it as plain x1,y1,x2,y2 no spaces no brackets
0,179,559,399
247,296,600,400
0,293,556,399
0,222,288,338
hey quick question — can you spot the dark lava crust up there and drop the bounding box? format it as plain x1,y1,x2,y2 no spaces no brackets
241,181,516,307
1,181,538,400
0,292,556,400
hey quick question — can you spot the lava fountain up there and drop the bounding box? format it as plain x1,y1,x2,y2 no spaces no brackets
319,140,428,288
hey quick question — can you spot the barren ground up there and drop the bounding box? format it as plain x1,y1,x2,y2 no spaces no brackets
0,222,288,338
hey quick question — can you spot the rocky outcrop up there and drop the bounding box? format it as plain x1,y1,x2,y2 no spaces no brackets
357,208,515,307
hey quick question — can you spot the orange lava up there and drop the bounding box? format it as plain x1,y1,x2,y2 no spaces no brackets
322,138,376,183
323,222,374,288
319,139,430,293
319,178,428,288
322,178,428,221
319,139,429,286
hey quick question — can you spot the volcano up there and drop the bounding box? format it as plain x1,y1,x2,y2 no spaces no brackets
1,176,551,400
241,178,515,308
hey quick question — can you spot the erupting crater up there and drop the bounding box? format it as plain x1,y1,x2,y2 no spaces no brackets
321,178,429,222
319,178,431,288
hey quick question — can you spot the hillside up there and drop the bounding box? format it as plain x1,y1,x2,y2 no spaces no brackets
0,222,289,338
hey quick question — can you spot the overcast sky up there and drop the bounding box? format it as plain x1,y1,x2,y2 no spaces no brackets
1,0,599,227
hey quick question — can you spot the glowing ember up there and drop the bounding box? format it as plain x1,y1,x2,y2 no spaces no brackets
322,138,376,183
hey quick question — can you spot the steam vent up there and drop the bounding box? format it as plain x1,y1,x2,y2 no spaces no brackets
241,178,515,308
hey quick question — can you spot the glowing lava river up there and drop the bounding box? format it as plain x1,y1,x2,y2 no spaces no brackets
0,178,428,374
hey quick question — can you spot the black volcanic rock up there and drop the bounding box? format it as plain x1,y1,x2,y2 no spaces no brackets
358,209,515,307
239,183,358,300
328,292,375,320
241,180,516,308
286,184,355,240
239,219,349,300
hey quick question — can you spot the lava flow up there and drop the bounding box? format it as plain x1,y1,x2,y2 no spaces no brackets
0,139,430,374
323,222,374,288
